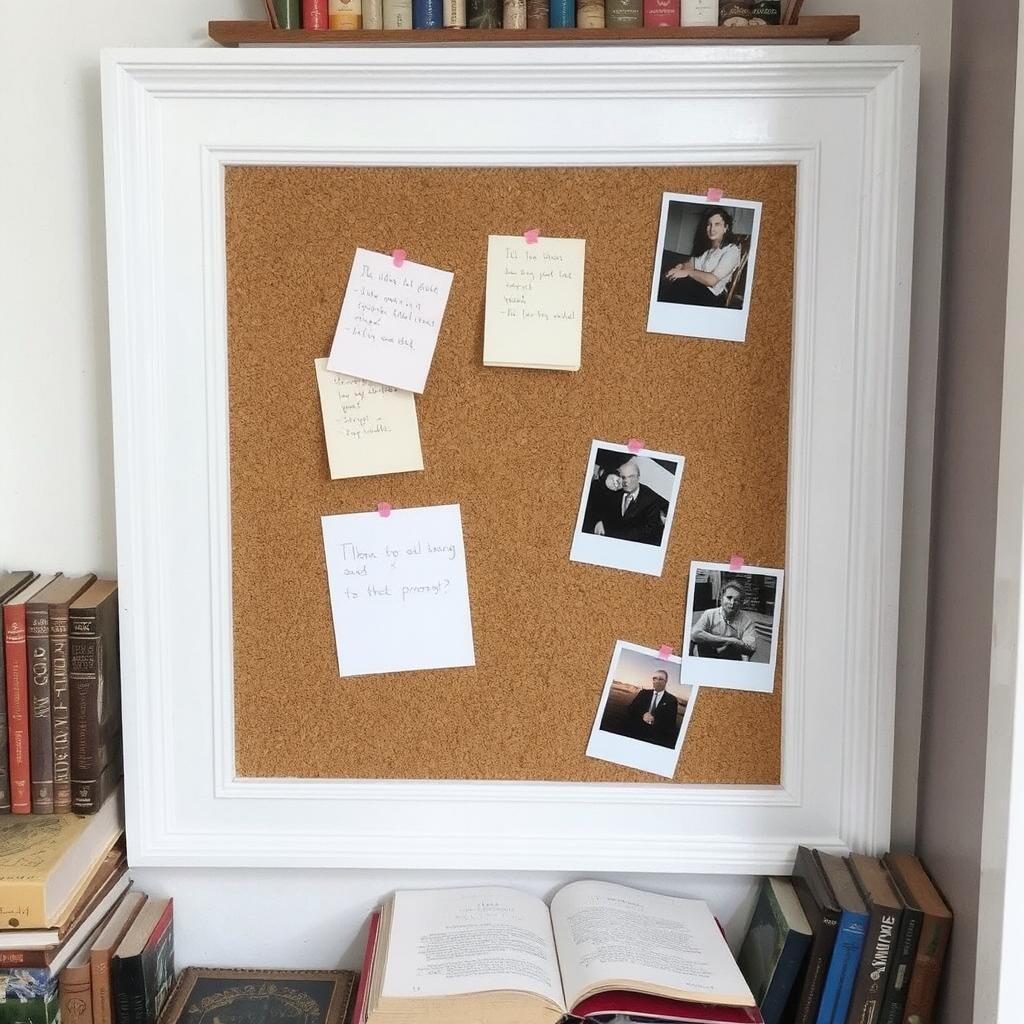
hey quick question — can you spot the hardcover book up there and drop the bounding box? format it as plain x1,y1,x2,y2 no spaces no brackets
605,0,643,26
271,0,302,26
644,0,681,27
89,891,146,1024
110,898,174,1024
0,572,38,814
382,0,413,28
413,0,443,27
881,854,952,1024
525,0,548,24
329,0,363,28
302,0,330,27
845,854,903,1024
0,978,59,1024
160,968,356,1024
813,852,869,1024
69,580,121,814
788,846,841,1024
359,881,757,1024
467,0,502,27
58,920,106,1024
736,877,812,1024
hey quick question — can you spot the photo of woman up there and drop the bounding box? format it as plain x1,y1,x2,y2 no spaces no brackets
659,205,745,308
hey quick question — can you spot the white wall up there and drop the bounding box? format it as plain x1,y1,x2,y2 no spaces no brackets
0,0,950,969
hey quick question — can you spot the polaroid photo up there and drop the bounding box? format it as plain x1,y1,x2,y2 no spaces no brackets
569,441,685,577
680,561,784,693
586,640,698,779
646,192,763,344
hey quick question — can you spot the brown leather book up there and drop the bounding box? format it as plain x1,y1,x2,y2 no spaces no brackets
69,581,121,814
61,925,103,1024
0,571,37,813
90,890,147,1024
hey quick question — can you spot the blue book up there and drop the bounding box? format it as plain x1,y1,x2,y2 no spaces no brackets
549,0,574,25
813,852,869,1024
413,0,443,25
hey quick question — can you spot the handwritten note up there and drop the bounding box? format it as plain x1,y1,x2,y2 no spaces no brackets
483,235,586,371
327,248,454,393
314,359,424,480
321,504,475,677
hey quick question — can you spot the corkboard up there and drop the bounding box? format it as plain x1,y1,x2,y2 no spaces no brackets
225,165,793,784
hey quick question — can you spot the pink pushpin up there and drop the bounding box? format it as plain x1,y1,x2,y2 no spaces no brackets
523,228,541,244
392,249,407,268
377,501,392,518
706,187,724,203
626,438,645,454
658,644,673,659
729,554,745,571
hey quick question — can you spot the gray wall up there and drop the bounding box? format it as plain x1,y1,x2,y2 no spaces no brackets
920,0,1020,1019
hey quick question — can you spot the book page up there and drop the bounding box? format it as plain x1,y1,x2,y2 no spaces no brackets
381,887,566,1009
550,880,755,1009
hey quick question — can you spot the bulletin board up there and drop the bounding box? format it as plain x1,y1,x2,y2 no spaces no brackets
225,164,793,785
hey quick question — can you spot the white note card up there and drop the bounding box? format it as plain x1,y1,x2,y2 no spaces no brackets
327,248,454,394
321,504,475,677
314,359,424,480
483,235,586,371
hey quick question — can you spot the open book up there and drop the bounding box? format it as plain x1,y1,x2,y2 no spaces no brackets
355,881,761,1024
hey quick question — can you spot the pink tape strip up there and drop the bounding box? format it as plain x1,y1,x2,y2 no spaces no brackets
392,249,407,268
523,228,541,244
626,438,645,453
658,644,673,659
706,187,724,203
377,501,393,518
729,554,745,570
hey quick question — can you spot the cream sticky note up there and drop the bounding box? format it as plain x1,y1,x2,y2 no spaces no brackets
483,235,586,371
327,248,454,393
321,504,476,677
314,359,424,480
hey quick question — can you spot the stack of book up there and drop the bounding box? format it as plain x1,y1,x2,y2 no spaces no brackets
0,571,122,817
735,847,953,1024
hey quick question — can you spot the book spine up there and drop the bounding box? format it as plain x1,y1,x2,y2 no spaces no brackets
815,912,867,1024
548,0,573,25
681,0,717,23
525,0,548,22
49,604,72,815
363,0,385,26
643,0,679,25
302,0,330,27
577,0,604,26
900,913,951,1024
605,0,642,26
761,929,814,1024
112,955,142,1024
846,906,899,1024
26,605,54,814
60,963,94,1024
467,0,502,26
4,605,33,814
0,613,9,814
92,952,116,1024
0,948,56,968
329,0,364,27
0,986,61,1024
443,0,466,25
271,0,302,26
382,0,413,28
878,907,921,1024
503,0,527,26
413,0,443,27
69,612,102,813
794,910,841,1024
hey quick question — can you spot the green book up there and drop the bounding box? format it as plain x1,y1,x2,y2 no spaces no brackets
272,0,302,26
0,982,59,1024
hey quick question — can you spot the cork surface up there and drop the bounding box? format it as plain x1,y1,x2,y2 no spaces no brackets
226,165,793,783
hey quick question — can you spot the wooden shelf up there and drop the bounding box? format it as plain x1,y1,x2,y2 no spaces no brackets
209,15,859,46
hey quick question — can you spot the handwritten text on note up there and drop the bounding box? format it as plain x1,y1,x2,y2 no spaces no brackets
483,235,586,371
321,504,475,677
327,248,454,393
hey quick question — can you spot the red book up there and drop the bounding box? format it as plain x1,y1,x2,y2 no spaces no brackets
644,0,679,25
351,910,381,1023
303,0,330,27
576,991,764,1022
3,574,58,814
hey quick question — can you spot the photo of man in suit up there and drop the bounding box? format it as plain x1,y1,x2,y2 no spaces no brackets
625,667,681,747
590,457,668,547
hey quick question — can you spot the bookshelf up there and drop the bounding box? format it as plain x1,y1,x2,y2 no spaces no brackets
208,15,860,45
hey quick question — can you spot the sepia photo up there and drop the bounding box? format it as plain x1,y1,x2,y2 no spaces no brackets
680,562,784,693
569,440,685,577
586,641,698,779
646,192,762,343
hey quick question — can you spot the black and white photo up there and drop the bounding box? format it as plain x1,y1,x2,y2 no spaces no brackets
586,641,698,779
569,440,685,577
646,192,762,343
680,562,784,693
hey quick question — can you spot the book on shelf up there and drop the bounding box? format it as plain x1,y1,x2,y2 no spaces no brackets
736,876,812,1024
467,0,501,27
271,0,302,26
644,0,681,28
383,0,413,28
605,0,643,27
0,572,38,814
413,0,444,27
524,0,548,26
0,784,123,930
356,880,759,1024
442,0,466,26
329,0,364,28
89,891,147,1024
58,919,107,1024
69,580,121,815
845,854,902,1024
110,897,174,1024
160,968,356,1024
0,977,60,1024
787,846,841,1024
814,852,869,1024
547,0,573,25
4,574,59,814
881,853,952,1024
302,0,330,27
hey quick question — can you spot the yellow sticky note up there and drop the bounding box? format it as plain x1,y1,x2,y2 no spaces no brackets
314,359,424,480
483,235,586,371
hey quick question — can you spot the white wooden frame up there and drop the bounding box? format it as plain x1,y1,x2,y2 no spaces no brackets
101,45,919,871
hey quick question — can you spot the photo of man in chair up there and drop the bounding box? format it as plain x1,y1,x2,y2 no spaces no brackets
688,569,777,663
